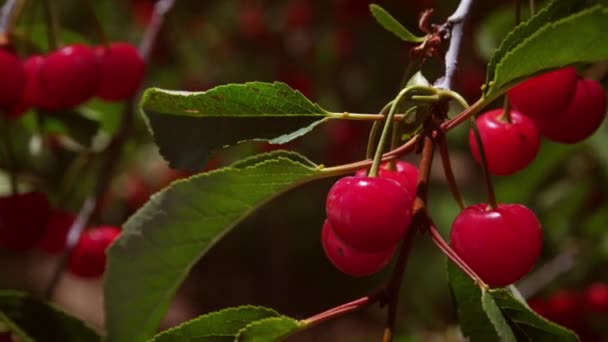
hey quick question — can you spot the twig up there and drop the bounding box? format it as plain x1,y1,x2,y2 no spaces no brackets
516,247,578,299
436,133,464,210
433,0,474,90
138,0,176,60
0,0,24,40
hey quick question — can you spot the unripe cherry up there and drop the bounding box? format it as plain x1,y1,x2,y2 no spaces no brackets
535,78,607,144
0,192,51,251
39,44,101,109
468,108,540,175
326,176,412,252
321,220,395,277
508,67,577,119
0,49,26,108
355,161,418,200
68,226,121,278
96,42,146,101
450,203,542,287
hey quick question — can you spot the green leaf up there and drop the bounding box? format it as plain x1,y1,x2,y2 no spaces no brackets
369,4,425,43
448,264,579,341
486,1,608,96
40,110,100,147
235,317,300,342
149,306,282,342
104,152,324,342
0,290,100,342
140,82,331,171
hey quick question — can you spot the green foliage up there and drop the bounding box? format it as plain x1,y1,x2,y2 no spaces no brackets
140,82,331,171
485,0,608,96
369,4,425,43
149,306,288,341
104,151,325,342
39,110,100,148
234,317,300,342
0,290,100,342
448,263,579,341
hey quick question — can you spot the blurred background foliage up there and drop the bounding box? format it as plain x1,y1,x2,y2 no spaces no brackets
0,0,607,340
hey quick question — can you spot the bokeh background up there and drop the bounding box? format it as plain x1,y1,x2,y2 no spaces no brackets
1,0,607,340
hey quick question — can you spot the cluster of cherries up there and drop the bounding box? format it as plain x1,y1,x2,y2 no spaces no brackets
470,67,607,176
0,192,120,278
0,42,145,118
528,282,608,341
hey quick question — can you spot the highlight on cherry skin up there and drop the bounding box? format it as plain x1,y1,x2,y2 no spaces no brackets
321,220,396,277
508,67,578,119
325,176,412,253
468,108,541,175
68,226,121,278
450,203,543,287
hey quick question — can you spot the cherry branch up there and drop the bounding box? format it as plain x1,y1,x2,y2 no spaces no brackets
0,0,23,41
300,293,382,328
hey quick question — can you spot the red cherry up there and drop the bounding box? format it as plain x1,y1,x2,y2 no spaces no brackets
508,67,577,119
0,192,50,251
0,49,25,108
326,176,412,252
355,161,418,200
286,0,313,30
39,44,101,109
468,108,540,175
321,220,395,277
585,282,608,313
545,290,583,327
37,209,75,254
96,42,146,101
450,203,542,287
535,78,607,144
68,226,121,278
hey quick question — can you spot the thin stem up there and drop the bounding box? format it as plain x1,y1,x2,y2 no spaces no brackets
327,112,405,121
388,121,402,170
437,133,464,210
366,102,393,161
138,0,176,60
498,96,512,123
85,0,108,46
0,0,25,39
41,0,60,49
300,293,382,328
469,119,498,209
529,0,536,16
440,96,493,132
43,197,97,299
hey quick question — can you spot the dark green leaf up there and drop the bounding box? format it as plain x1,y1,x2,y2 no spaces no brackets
0,290,100,342
149,306,281,342
486,1,608,96
235,317,300,342
0,311,34,342
40,110,100,147
104,152,324,342
369,4,425,43
448,264,579,341
140,82,331,171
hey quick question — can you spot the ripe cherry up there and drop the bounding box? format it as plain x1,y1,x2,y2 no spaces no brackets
508,67,577,119
535,78,607,144
39,44,101,109
585,282,608,313
450,203,542,287
68,226,121,278
355,161,418,200
326,176,412,252
469,108,540,175
321,220,395,277
0,49,25,108
96,42,146,101
37,209,75,254
0,192,50,251
545,290,583,327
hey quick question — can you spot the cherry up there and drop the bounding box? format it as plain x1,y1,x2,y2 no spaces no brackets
286,0,313,30
321,220,395,277
450,203,542,287
585,282,608,313
0,192,51,251
0,332,13,342
326,176,412,252
0,49,25,108
545,290,583,327
96,42,146,101
37,209,75,254
535,78,607,144
68,226,121,278
355,161,418,200
39,44,101,109
468,108,540,175
508,67,577,119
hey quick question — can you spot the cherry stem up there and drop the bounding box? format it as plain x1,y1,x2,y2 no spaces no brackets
498,96,512,123
85,0,109,47
41,0,60,49
469,118,498,209
388,120,402,171
0,0,25,41
43,197,97,299
300,293,382,328
366,102,393,160
437,133,465,210
529,0,536,16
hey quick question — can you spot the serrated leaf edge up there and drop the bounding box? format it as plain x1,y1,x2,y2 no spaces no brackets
234,316,301,342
